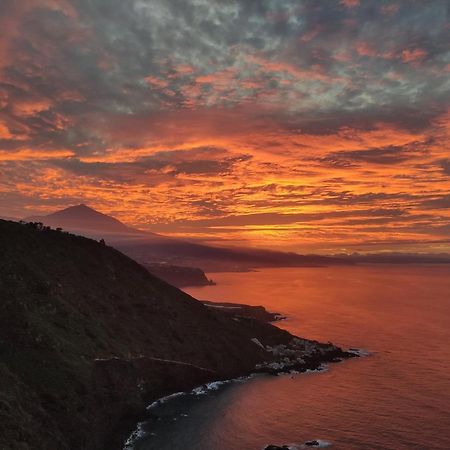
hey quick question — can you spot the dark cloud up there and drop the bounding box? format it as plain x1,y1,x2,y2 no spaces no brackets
321,143,427,166
439,159,450,176
421,195,450,210
310,191,417,206
51,147,252,183
0,0,449,156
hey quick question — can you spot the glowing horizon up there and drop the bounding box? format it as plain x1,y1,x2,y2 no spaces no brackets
1,0,449,253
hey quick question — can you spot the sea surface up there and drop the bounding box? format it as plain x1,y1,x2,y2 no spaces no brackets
130,265,450,450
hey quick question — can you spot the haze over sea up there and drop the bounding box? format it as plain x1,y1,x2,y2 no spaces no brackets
131,265,450,450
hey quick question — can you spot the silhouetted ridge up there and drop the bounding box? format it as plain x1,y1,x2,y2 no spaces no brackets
2,219,338,449
23,205,352,274
26,204,134,233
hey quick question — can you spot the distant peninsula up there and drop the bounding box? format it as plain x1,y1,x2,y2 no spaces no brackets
142,262,214,288
201,300,285,323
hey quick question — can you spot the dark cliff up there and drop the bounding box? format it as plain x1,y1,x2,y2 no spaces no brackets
0,220,296,450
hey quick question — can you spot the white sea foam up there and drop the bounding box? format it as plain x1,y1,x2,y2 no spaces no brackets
146,391,185,410
123,422,145,450
192,379,233,395
347,348,371,357
277,363,328,377
126,367,333,449
298,439,331,448
307,363,328,373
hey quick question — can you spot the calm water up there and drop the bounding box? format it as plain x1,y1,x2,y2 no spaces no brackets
132,266,450,450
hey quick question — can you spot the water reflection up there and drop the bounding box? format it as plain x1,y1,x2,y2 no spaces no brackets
132,266,450,450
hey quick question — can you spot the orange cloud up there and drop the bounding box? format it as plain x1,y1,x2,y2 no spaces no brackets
341,0,360,8
173,64,195,75
247,55,340,84
144,76,169,88
354,41,395,59
12,99,53,117
0,149,74,161
1,0,449,253
0,122,14,139
401,48,427,63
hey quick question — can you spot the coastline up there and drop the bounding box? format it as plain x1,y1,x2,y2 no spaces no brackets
201,300,286,323
122,340,361,449
0,220,365,450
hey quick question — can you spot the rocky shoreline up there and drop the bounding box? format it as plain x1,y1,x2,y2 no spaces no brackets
122,339,359,449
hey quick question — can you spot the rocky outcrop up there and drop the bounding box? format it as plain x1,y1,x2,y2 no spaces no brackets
202,301,285,322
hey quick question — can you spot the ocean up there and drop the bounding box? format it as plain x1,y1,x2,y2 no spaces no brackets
130,265,450,450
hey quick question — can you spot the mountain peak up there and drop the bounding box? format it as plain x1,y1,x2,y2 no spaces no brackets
50,204,106,217
27,204,132,233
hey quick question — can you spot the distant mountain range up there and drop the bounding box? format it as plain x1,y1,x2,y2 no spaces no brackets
25,205,450,270
25,205,350,271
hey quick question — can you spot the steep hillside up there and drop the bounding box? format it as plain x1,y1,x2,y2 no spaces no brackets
0,220,350,449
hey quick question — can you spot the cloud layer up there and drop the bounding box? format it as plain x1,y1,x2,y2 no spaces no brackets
1,0,449,252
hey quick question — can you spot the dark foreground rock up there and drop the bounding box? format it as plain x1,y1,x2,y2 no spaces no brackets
0,220,355,450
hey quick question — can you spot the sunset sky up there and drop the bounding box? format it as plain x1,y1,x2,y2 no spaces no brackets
1,0,449,253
